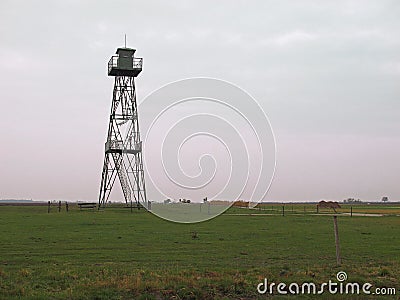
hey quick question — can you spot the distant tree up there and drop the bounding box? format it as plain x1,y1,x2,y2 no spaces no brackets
381,196,389,202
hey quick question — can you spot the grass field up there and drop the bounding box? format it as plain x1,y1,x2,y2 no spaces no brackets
0,204,399,299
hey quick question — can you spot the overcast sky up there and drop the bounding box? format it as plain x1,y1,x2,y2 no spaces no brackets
0,0,399,202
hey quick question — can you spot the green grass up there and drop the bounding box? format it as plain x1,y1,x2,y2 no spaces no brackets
0,205,399,299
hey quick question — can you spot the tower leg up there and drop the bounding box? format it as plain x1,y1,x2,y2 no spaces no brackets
98,153,116,208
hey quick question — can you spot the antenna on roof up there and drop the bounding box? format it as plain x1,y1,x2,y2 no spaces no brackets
124,34,127,48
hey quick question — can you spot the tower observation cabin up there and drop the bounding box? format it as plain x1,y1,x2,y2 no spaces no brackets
108,47,142,77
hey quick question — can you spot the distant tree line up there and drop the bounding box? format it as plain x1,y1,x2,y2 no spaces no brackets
343,198,362,203
343,196,389,203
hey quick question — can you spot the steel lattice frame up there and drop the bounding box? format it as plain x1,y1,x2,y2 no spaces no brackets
98,76,147,209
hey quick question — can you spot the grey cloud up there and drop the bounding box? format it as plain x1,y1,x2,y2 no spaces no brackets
0,0,398,201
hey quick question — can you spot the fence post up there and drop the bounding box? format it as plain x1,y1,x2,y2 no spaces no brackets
350,206,353,217
333,216,342,266
282,205,285,216
48,201,51,213
58,201,61,212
